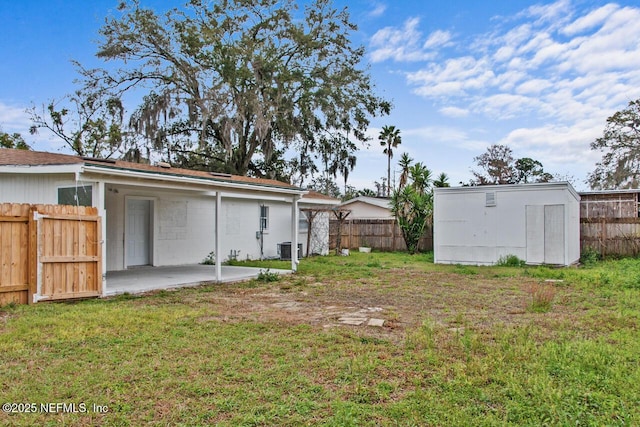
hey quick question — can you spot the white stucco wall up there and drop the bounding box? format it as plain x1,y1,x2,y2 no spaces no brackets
221,197,303,261
105,184,216,271
1,170,313,270
434,183,580,266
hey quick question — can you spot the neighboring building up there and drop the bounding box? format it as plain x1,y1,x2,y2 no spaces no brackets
0,148,324,280
338,196,393,219
433,182,580,266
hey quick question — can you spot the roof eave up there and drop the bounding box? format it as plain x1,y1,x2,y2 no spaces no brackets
80,164,306,195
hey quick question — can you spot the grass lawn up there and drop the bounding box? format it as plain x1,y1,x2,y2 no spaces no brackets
1,252,639,426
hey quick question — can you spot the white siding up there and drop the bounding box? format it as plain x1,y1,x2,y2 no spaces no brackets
0,173,86,204
342,201,393,219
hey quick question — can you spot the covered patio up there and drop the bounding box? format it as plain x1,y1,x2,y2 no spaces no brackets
104,265,291,296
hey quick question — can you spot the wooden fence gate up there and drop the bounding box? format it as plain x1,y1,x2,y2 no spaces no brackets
0,203,102,305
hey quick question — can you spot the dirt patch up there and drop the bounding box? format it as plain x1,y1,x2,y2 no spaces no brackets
179,268,587,341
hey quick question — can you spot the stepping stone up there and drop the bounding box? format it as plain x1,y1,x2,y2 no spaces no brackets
338,316,367,326
367,318,385,327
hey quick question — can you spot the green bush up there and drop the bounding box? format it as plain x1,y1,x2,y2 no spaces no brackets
201,251,216,265
580,247,601,265
257,268,281,282
496,254,525,267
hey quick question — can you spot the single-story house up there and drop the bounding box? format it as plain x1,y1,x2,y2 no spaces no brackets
0,148,338,295
433,182,580,266
338,196,393,219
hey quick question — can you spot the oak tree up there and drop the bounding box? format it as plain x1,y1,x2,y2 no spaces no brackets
588,99,640,189
84,0,389,177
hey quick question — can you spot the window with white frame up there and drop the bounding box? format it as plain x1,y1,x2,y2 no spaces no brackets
259,205,269,231
58,185,93,207
299,210,309,232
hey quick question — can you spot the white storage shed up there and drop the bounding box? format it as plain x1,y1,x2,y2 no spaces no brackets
433,182,580,266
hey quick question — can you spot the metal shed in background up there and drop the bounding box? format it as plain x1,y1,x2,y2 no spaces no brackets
433,182,580,266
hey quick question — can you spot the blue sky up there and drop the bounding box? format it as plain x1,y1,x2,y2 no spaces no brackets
2,0,640,191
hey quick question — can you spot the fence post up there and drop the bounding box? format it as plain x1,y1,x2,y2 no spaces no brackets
601,219,606,257
27,207,37,304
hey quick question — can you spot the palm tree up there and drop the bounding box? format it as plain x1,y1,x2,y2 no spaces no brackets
398,152,413,190
433,172,450,188
409,162,432,194
379,125,402,197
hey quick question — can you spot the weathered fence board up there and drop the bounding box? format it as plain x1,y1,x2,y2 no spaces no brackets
0,203,102,305
330,219,433,252
581,218,640,257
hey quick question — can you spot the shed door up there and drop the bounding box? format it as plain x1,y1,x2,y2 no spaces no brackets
126,199,151,266
526,204,565,265
544,205,565,265
526,205,545,264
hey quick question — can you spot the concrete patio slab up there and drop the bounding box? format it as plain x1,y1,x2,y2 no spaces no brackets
104,265,291,296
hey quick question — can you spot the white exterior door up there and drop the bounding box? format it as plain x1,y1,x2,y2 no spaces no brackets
544,204,565,265
526,205,545,264
126,199,151,266
526,204,565,265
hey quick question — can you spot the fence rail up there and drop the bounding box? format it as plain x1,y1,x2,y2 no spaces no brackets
0,203,102,305
329,219,433,252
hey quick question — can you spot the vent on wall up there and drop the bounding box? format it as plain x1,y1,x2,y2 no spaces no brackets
485,192,496,207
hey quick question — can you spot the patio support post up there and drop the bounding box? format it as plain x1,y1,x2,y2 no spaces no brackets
95,180,107,296
215,191,222,282
291,195,300,272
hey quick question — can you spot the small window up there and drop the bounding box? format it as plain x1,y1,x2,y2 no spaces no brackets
299,211,309,232
58,185,93,207
259,205,269,231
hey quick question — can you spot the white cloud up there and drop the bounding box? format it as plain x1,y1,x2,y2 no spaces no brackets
423,30,452,49
439,106,469,118
0,102,31,131
562,3,617,36
369,17,442,62
0,100,67,152
387,1,640,184
367,2,387,18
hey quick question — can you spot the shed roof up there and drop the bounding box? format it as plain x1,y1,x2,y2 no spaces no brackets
433,182,580,202
339,196,391,209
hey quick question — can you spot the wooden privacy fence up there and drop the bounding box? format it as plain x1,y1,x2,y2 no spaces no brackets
329,219,433,252
581,217,640,257
0,203,102,305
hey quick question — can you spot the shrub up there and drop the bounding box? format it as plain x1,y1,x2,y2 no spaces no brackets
580,247,601,265
201,251,216,265
496,254,525,267
257,268,280,282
